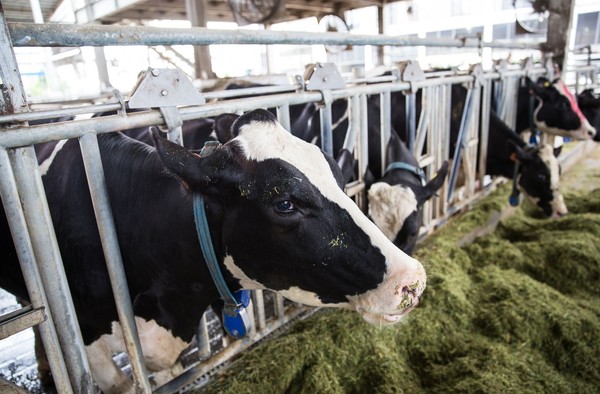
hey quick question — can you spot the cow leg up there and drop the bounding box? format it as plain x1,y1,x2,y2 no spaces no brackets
86,334,134,394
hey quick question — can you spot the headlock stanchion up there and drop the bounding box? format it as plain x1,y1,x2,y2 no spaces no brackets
5,12,596,394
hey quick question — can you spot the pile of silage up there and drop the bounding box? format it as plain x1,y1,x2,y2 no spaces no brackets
198,166,600,393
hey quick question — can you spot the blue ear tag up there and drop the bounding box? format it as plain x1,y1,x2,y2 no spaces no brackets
222,290,252,339
509,193,520,207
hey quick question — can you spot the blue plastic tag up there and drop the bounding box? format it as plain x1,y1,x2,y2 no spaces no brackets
509,193,520,207
222,290,252,339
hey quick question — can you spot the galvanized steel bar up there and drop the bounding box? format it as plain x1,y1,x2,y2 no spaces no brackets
319,102,333,155
8,146,94,393
405,93,417,153
0,305,45,339
0,148,73,394
0,102,121,125
252,290,266,333
276,104,291,132
78,132,152,393
478,79,492,185
380,91,391,177
0,14,27,114
196,314,211,359
447,88,474,202
8,23,544,50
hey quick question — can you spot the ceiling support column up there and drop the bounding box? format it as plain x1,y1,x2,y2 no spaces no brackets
545,0,575,75
185,0,216,80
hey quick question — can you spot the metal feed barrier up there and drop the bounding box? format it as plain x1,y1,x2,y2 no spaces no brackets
2,7,597,394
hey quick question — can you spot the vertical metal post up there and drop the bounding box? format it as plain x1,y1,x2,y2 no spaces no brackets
0,148,73,394
276,104,291,132
9,147,95,393
319,100,333,155
78,132,152,393
379,91,391,177
196,314,211,359
478,79,492,186
447,88,474,202
405,92,417,153
252,290,266,332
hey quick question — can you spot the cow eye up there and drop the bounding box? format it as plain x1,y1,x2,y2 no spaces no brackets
275,200,296,213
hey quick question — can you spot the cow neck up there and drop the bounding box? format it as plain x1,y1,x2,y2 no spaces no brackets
384,161,426,186
384,136,426,186
192,141,241,316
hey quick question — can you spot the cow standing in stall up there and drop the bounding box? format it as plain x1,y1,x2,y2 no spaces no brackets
0,110,427,393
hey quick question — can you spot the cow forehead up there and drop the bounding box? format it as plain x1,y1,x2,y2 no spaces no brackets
234,120,347,202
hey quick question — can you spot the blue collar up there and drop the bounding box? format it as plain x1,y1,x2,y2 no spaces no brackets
384,161,427,186
191,141,251,338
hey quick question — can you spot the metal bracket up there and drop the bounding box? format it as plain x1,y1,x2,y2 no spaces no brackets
129,67,205,145
303,62,346,91
397,60,425,94
113,89,127,116
469,64,484,88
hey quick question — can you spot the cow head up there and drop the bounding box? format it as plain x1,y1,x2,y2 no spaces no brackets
152,109,426,325
367,134,448,255
577,89,600,143
509,142,567,218
526,77,596,140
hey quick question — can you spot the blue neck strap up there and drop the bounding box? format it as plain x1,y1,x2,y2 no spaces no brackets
385,161,427,186
192,193,241,315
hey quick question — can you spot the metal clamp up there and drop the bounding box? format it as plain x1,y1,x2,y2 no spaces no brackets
303,62,346,91
128,67,205,145
397,60,425,94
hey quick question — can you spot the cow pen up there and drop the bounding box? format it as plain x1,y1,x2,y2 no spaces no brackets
1,4,599,393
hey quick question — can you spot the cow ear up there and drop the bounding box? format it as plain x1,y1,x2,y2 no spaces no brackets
506,140,534,164
336,148,356,186
152,129,206,186
214,114,239,143
420,161,448,202
526,77,549,101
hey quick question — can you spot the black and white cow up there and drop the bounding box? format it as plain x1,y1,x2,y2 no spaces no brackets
367,132,448,254
0,109,426,393
516,77,596,140
577,88,600,143
451,85,568,218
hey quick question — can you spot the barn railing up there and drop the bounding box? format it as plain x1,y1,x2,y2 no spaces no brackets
2,11,585,394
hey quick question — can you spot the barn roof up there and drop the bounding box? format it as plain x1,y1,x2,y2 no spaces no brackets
2,0,393,25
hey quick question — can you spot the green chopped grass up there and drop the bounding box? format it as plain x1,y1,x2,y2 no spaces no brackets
198,148,600,394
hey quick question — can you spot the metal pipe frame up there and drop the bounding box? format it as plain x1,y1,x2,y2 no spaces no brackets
78,132,152,393
0,148,73,394
8,22,544,50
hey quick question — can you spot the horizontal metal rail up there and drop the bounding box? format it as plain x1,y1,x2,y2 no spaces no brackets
8,23,544,50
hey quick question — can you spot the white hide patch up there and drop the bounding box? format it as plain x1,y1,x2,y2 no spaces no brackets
86,317,188,394
368,183,418,241
38,139,68,176
539,144,568,217
280,286,350,308
224,255,266,290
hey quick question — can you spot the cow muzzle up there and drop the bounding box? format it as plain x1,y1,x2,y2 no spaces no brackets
351,258,426,326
